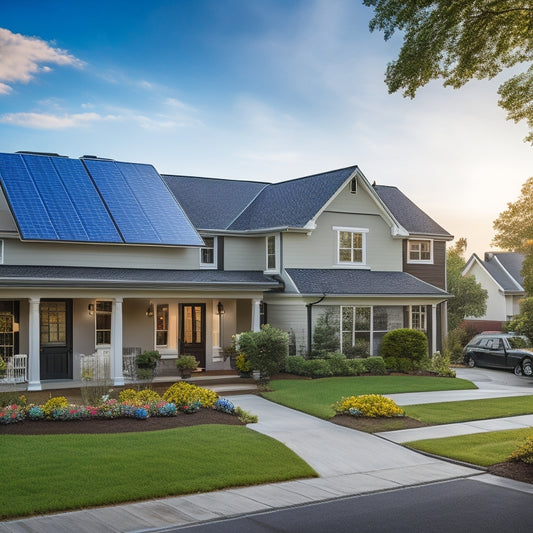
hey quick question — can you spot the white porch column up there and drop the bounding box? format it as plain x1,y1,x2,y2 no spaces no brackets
27,297,41,391
111,297,124,386
442,300,448,339
251,299,261,332
431,304,437,355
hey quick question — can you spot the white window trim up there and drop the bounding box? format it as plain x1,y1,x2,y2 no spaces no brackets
409,305,427,331
0,240,3,264
199,236,217,269
95,299,113,347
333,226,368,267
265,234,280,273
407,239,433,264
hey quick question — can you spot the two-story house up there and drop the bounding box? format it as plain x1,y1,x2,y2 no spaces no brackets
0,152,452,390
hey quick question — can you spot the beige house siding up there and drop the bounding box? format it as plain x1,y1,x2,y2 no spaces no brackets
223,236,265,271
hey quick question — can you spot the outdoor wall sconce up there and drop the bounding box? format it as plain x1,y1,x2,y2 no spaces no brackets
217,301,225,315
88,303,94,316
146,305,154,317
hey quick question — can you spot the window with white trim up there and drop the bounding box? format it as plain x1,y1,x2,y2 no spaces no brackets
410,305,427,331
95,300,112,345
265,235,279,272
200,236,217,268
408,239,432,263
0,240,4,264
334,227,368,265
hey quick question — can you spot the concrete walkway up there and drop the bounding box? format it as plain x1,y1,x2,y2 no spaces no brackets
2,369,533,532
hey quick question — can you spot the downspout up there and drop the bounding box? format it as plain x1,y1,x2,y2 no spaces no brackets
306,294,326,358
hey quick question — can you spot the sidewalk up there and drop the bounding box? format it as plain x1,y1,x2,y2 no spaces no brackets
2,370,533,533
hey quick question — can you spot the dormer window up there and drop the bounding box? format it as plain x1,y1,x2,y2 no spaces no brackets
408,239,433,264
200,236,217,269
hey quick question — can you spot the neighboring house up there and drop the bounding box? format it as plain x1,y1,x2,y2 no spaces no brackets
462,252,525,331
0,151,452,391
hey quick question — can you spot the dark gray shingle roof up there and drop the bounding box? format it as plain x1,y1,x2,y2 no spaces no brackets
162,175,267,230
374,185,452,238
0,266,281,290
286,269,449,296
482,252,524,291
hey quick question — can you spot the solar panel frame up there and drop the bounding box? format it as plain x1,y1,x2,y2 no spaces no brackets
0,153,58,240
116,162,204,246
51,157,123,243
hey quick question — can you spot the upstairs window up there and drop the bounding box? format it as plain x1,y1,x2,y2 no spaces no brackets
408,240,432,263
334,227,368,265
266,235,279,272
200,236,217,268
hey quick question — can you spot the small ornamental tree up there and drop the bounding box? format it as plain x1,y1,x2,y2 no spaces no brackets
238,325,289,379
380,328,428,372
312,310,340,358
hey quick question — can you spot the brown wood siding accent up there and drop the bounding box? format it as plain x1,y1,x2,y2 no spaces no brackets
403,240,446,289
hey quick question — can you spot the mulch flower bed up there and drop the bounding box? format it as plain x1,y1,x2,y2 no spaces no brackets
0,408,244,435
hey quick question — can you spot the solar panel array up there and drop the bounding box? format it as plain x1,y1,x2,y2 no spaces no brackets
0,153,203,246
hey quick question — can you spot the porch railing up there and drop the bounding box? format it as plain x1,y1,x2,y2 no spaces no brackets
0,354,28,383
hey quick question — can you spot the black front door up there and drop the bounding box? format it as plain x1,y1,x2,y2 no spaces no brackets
40,299,73,380
180,304,206,369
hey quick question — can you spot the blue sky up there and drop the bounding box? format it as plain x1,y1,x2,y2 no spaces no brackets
1,0,531,256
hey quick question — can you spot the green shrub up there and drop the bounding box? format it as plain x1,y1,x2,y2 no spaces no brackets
381,329,428,370
333,394,404,417
304,359,333,378
509,433,533,464
162,382,218,407
285,355,307,375
137,350,161,369
235,353,252,374
431,351,456,377
324,352,348,375
312,310,340,357
345,358,365,375
0,357,6,379
361,356,386,375
234,406,258,424
0,392,26,407
238,325,289,378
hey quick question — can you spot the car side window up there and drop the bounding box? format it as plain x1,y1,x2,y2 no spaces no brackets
493,339,503,350
478,338,491,348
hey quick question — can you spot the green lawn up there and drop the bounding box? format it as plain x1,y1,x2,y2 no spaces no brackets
406,428,533,466
404,395,533,425
263,376,477,418
0,425,316,520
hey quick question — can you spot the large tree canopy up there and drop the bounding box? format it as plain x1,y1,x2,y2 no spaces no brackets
492,176,533,294
363,0,533,142
447,238,488,330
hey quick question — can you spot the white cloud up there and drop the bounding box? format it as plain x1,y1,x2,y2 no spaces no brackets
0,112,116,129
0,27,84,92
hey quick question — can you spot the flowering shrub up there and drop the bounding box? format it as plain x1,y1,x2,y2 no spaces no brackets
98,399,122,419
163,382,218,408
134,407,148,419
333,394,404,418
27,405,45,420
136,389,162,405
0,404,25,424
180,401,202,414
214,398,235,415
235,353,252,374
42,396,69,416
509,434,533,464
118,388,138,403
156,402,177,416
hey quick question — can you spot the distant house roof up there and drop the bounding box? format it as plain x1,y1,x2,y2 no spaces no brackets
464,252,525,293
374,185,452,239
0,265,281,291
285,268,449,297
163,166,358,232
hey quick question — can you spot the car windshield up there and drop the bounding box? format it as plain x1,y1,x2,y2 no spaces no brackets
507,336,532,349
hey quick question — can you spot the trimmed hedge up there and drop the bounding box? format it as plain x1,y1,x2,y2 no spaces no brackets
381,328,428,372
284,354,385,378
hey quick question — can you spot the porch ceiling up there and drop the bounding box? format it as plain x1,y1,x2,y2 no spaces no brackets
0,265,281,291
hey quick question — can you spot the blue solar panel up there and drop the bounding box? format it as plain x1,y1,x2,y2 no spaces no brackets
51,158,122,243
82,159,162,244
0,153,58,240
116,162,203,246
21,154,90,241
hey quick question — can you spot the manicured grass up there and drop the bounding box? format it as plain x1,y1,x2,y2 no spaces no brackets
406,428,533,467
0,425,316,520
404,395,533,425
263,376,477,419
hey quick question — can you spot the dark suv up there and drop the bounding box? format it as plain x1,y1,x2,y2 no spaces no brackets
463,333,533,376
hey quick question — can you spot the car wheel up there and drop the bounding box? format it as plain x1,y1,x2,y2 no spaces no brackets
514,364,523,376
522,358,533,377
467,355,476,368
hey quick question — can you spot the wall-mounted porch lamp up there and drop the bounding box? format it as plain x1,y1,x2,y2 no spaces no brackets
88,303,95,316
217,302,225,315
146,304,154,317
